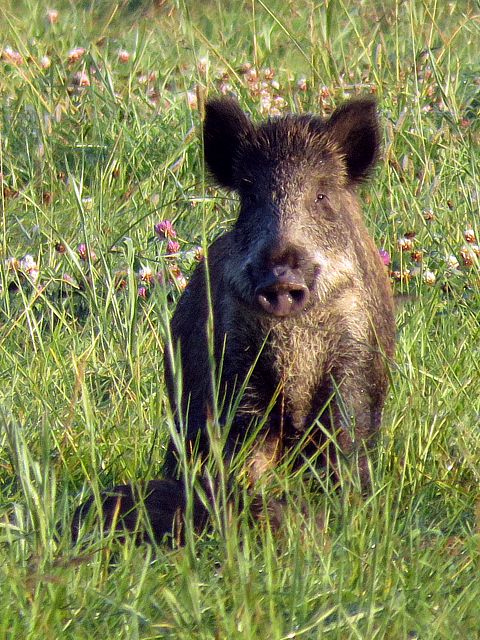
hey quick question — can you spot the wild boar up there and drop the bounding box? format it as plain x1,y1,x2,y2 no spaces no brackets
163,96,395,490
73,96,395,543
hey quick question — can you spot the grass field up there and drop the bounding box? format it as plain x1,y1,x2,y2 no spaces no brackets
0,0,479,638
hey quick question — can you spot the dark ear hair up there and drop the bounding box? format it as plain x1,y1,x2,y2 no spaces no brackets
326,99,380,182
203,98,253,189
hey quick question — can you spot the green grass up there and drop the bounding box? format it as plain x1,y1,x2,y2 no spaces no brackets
0,0,479,637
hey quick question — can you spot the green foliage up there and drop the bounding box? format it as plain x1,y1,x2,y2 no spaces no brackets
0,0,479,637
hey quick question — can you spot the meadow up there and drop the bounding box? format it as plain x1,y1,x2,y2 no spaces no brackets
0,0,479,637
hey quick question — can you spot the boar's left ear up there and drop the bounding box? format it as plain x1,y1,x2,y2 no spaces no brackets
326,99,380,182
203,98,253,190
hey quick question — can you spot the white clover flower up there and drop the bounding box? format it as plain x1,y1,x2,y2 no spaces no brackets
423,270,436,286
464,228,476,243
46,9,59,24
117,50,130,63
297,77,307,91
397,236,414,251
138,265,153,283
186,91,197,109
446,254,459,270
67,47,86,63
19,254,38,272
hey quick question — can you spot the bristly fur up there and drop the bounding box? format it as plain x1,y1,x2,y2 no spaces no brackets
203,97,379,191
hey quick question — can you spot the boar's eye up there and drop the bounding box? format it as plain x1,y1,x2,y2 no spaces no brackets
315,193,327,203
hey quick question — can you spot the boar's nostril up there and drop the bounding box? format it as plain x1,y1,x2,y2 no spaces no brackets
256,283,309,317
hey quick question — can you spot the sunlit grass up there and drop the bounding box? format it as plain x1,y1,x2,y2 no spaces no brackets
0,0,479,638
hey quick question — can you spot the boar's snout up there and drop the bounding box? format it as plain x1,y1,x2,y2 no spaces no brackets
253,245,313,317
255,270,309,317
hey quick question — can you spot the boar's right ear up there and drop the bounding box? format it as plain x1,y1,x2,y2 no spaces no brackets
203,98,253,190
326,98,380,183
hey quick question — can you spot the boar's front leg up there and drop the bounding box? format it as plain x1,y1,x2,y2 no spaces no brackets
326,355,389,490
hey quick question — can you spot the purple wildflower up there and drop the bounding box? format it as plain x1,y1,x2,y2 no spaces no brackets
167,239,180,255
154,220,176,239
378,248,391,266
